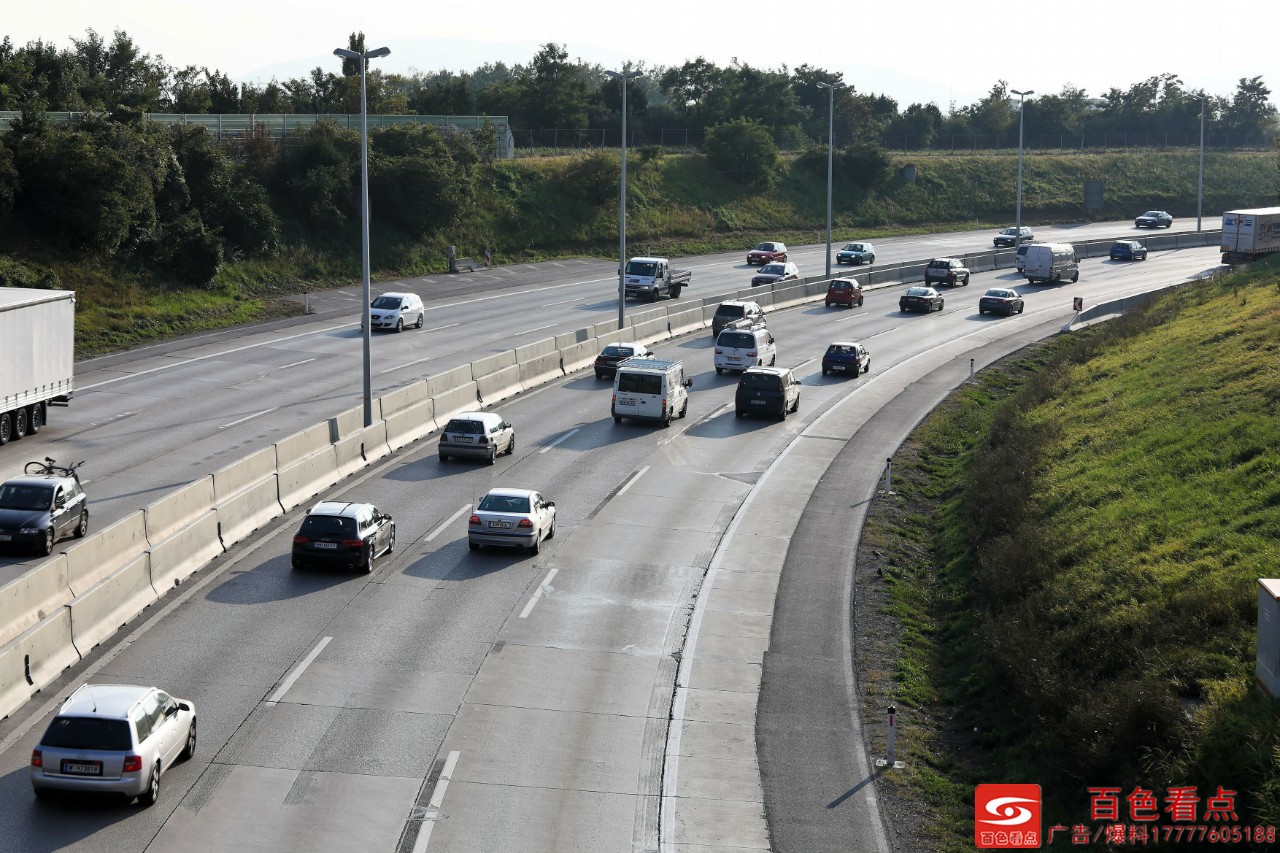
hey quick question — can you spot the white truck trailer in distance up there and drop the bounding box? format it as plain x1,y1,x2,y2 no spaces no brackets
0,288,75,446
1221,207,1280,264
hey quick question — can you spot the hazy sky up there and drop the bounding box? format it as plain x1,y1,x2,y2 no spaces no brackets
6,0,1276,111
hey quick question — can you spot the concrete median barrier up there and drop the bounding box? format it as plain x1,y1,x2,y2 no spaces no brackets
701,304,718,327
330,400,384,441
476,365,524,406
63,511,149,597
515,337,558,363
555,328,592,349
143,476,215,545
68,553,157,654
632,317,670,345
471,350,516,380
277,445,341,511
589,319,621,338
149,511,223,592
771,283,809,310
213,446,278,506
0,608,79,721
335,421,391,478
425,365,473,397
594,327,636,350
378,381,429,418
0,555,72,648
517,351,564,389
629,306,669,326
560,340,599,375
274,422,332,469
666,308,705,336
384,398,436,451
215,475,282,547
430,382,481,426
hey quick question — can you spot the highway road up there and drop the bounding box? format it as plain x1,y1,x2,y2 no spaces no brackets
0,216,1215,580
0,240,1221,851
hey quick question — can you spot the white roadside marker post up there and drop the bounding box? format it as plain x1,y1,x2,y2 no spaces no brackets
875,705,907,770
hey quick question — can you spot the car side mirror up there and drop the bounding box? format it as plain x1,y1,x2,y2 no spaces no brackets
546,501,556,508
178,701,192,712
683,378,693,387
165,704,179,717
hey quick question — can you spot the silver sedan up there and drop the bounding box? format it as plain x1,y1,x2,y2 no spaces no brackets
468,488,556,555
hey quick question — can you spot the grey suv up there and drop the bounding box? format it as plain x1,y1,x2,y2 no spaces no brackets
924,258,970,287
712,300,766,337
291,500,395,572
31,683,196,804
0,472,89,556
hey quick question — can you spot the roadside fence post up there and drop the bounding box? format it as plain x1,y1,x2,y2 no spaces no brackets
969,358,975,383
875,705,906,770
880,457,894,495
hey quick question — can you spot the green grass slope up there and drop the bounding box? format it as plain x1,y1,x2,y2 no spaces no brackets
860,259,1280,850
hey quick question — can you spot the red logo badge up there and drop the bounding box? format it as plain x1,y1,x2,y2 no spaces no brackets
976,784,1042,848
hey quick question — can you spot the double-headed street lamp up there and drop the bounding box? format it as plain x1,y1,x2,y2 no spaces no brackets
334,43,391,428
605,65,644,329
816,81,846,279
1011,88,1034,247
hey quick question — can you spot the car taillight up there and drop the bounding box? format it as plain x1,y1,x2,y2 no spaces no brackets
293,535,310,544
341,539,365,549
612,394,617,406
595,357,604,364
31,748,42,767
477,435,488,445
469,515,481,526
747,350,757,357
123,755,142,773
517,518,534,528
661,398,667,412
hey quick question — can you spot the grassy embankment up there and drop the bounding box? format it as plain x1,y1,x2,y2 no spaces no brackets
858,258,1280,850
8,149,1275,356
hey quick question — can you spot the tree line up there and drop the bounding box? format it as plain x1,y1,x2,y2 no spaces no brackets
2,32,1276,146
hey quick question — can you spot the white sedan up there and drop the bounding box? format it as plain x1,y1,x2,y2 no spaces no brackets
468,488,556,555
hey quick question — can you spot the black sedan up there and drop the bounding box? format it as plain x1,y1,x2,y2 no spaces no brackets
1110,240,1148,261
978,288,1025,317
594,343,654,380
899,286,944,313
1135,210,1173,228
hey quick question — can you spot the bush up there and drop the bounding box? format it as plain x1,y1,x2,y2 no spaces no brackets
702,119,780,189
561,150,618,205
0,257,61,289
270,122,360,236
838,142,892,189
169,125,279,258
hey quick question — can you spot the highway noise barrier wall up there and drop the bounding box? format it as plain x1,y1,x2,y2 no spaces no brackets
0,230,1223,725
213,447,283,548
63,512,149,597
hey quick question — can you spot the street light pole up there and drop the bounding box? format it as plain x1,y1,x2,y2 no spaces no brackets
1197,96,1206,231
1011,89,1034,247
334,44,391,428
816,81,845,279
605,65,644,330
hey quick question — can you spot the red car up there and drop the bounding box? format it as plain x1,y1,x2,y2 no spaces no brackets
825,278,864,308
747,241,787,265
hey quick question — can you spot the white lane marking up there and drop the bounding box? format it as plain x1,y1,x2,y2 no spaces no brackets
266,636,332,705
220,406,280,429
413,750,462,853
616,466,649,496
423,322,459,333
519,568,559,618
539,427,580,453
279,358,317,370
379,356,434,375
80,320,352,391
541,297,581,307
513,323,557,336
425,504,471,542
792,358,814,371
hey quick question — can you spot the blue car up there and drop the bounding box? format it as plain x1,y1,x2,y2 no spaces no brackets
1110,240,1148,261
821,341,871,377
835,242,876,265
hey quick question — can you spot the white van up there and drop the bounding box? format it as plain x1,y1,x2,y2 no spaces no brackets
612,359,693,427
1023,243,1080,284
715,327,776,375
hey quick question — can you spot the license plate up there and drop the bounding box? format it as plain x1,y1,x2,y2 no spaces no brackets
61,760,102,776
453,436,473,443
490,521,511,529
619,398,636,406
831,364,847,371
314,542,338,549
751,399,767,406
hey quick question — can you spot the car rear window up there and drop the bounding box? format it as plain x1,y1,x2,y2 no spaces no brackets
906,287,930,296
601,346,633,357
617,373,662,395
299,515,358,537
719,332,756,349
444,418,485,434
715,305,745,318
740,373,782,390
42,716,133,751
478,494,531,513
829,282,851,291
826,344,855,355
927,260,949,269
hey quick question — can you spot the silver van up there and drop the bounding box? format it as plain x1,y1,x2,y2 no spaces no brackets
715,327,776,375
612,359,692,427
1023,243,1079,284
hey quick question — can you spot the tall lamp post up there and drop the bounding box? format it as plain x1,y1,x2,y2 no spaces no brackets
605,65,644,329
816,81,845,279
334,43,391,428
1197,96,1206,231
1011,88,1034,246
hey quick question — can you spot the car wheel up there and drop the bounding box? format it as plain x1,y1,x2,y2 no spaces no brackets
362,545,374,574
825,302,831,308
33,787,53,801
13,406,27,439
858,297,864,307
439,452,449,462
715,367,723,375
868,255,875,264
181,718,197,760
486,449,496,465
507,435,516,455
395,318,404,333
850,363,860,377
469,541,480,551
778,404,787,421
936,300,944,311
1071,271,1080,283
736,410,745,418
978,307,985,315
386,525,396,554
40,529,54,557
416,313,424,329
791,396,800,413
614,415,622,424
528,534,540,556
546,520,556,540
1006,306,1014,317
769,354,776,366
1019,304,1025,314
74,510,88,538
0,412,12,445
679,400,688,418
139,765,160,806
821,367,828,376
28,403,43,434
